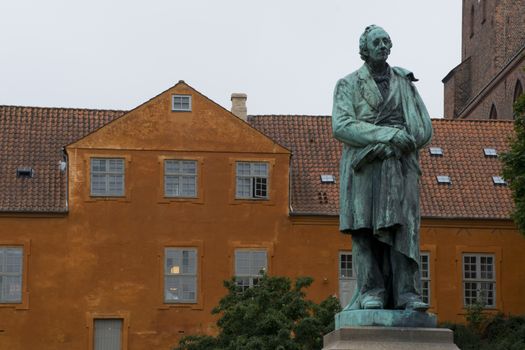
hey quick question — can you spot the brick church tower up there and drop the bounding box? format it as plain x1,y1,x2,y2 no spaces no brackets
443,0,525,119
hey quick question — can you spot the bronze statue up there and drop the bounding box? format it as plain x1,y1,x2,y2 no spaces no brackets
332,25,433,311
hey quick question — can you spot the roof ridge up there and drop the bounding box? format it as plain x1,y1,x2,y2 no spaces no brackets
0,104,127,113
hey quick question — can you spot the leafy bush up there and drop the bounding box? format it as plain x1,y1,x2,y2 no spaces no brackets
173,274,341,350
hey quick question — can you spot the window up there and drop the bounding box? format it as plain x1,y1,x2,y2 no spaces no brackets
483,148,498,157
420,252,430,305
470,5,475,37
339,252,357,307
436,175,451,184
320,174,335,183
514,80,523,104
90,158,125,196
164,248,197,303
235,162,269,199
0,247,23,303
235,250,267,291
429,147,443,156
463,254,496,307
489,104,498,119
172,95,191,111
94,319,122,350
492,176,506,185
164,160,197,197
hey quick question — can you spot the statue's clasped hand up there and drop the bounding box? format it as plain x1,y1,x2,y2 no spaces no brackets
390,130,416,153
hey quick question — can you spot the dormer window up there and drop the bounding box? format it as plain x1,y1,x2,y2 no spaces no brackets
172,95,192,112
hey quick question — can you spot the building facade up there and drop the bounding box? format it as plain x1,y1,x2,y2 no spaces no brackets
1,82,524,349
443,0,525,119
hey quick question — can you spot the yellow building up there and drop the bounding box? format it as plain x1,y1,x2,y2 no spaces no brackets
0,82,523,349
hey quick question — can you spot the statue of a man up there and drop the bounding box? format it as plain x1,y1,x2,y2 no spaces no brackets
332,25,433,311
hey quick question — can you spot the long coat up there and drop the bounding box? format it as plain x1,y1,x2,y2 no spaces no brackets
332,64,433,263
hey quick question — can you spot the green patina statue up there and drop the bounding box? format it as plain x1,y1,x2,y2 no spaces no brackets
332,25,433,312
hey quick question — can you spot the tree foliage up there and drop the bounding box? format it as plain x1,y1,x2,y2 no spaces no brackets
173,274,341,350
502,90,525,235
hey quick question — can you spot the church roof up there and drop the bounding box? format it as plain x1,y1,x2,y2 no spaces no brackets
248,115,514,219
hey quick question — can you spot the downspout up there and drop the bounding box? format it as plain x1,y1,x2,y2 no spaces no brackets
61,147,69,212
288,152,293,215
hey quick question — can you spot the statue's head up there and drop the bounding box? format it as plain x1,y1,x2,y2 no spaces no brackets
359,25,392,64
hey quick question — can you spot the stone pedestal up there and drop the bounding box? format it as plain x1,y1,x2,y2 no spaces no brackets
336,309,437,329
323,327,459,350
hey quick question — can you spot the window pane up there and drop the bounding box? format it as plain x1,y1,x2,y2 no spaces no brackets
164,248,197,303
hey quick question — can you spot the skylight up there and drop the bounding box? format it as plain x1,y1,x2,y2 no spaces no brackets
492,176,506,185
16,167,34,178
320,174,335,183
436,175,451,184
429,147,443,156
483,148,498,157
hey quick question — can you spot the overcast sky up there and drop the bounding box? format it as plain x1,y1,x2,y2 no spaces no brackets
0,1,462,118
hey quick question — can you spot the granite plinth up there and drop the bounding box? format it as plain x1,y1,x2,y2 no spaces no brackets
335,309,437,329
323,327,459,350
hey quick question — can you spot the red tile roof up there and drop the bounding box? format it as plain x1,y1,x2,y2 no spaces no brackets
0,104,514,219
248,116,514,219
0,106,124,212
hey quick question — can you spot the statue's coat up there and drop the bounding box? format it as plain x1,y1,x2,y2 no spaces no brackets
332,64,433,265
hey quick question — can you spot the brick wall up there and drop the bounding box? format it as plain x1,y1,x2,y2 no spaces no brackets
444,0,525,119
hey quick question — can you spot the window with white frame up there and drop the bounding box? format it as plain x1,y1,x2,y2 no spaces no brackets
339,252,357,307
0,247,23,303
164,160,197,197
164,248,197,303
420,252,430,305
463,254,496,307
90,158,125,196
235,162,269,199
235,250,267,291
172,95,191,111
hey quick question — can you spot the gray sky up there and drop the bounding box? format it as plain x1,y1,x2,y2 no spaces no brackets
0,0,462,118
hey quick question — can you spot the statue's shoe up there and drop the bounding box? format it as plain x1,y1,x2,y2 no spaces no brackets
405,300,429,312
362,299,384,309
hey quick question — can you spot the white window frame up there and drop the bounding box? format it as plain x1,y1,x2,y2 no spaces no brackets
235,162,269,199
164,248,197,303
90,158,125,197
339,252,357,307
172,94,192,112
234,250,267,291
463,253,496,308
0,246,23,303
420,252,430,305
164,160,197,198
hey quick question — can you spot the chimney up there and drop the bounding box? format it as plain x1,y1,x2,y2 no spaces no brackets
231,93,247,121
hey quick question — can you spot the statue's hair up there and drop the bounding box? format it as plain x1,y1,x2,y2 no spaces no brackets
359,25,392,61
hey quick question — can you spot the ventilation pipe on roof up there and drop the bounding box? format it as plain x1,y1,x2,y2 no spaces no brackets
231,93,247,121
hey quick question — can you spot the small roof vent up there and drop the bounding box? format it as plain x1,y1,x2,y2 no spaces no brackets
483,148,498,157
492,176,506,185
320,174,335,183
429,147,443,156
436,175,451,184
17,167,34,178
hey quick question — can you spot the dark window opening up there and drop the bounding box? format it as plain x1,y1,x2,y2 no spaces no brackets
489,104,498,119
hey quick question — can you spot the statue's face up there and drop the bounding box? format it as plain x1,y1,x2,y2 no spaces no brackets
365,28,392,64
